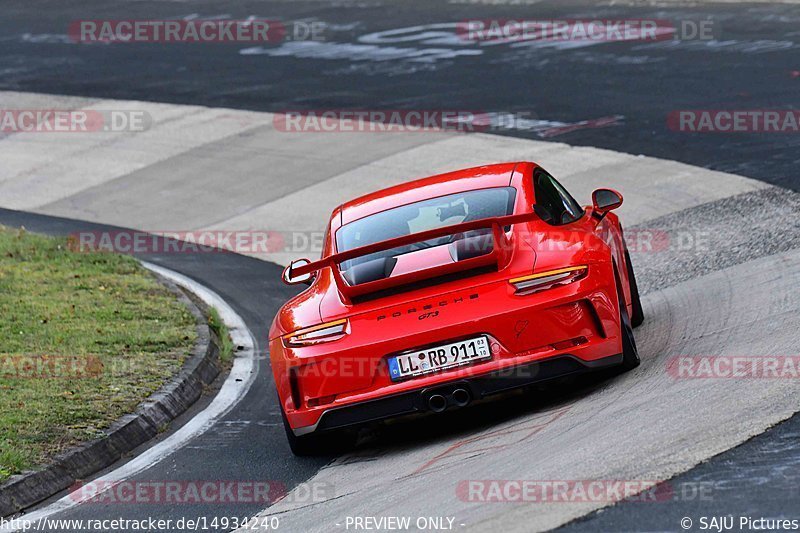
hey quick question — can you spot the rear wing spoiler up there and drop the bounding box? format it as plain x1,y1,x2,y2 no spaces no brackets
292,212,536,299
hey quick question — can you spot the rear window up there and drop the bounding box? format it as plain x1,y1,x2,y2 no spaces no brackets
334,187,516,284
336,187,517,254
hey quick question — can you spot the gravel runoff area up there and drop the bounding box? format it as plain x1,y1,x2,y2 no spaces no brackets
631,186,800,295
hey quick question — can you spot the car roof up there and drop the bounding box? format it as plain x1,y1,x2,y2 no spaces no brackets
338,162,521,225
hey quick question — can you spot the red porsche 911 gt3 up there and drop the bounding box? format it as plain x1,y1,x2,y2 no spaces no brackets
271,162,644,455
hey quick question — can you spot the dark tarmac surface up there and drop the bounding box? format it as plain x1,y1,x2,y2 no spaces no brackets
1,0,798,191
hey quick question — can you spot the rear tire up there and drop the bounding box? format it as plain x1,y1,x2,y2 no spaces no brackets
281,405,323,456
279,397,357,456
625,249,645,328
619,294,641,372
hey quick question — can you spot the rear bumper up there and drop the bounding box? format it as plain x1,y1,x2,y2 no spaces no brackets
274,263,623,429
293,352,622,436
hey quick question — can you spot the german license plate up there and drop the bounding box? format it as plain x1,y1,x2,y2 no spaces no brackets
388,336,491,381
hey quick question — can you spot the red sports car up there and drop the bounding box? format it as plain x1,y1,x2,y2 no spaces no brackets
271,162,644,455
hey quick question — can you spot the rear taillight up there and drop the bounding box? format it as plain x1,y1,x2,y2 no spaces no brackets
509,266,588,296
284,319,349,347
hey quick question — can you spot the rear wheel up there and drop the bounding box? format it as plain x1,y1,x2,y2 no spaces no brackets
279,397,357,456
625,249,645,328
281,405,323,456
618,293,641,372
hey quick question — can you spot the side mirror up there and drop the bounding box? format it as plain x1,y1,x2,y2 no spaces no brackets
592,188,623,216
282,258,314,286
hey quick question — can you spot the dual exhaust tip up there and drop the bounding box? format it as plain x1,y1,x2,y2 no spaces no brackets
427,387,471,413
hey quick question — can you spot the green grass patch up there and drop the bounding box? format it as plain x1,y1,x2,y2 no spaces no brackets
0,225,198,482
208,307,233,363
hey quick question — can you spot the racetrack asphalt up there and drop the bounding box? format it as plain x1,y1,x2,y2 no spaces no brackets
1,0,799,531
1,0,798,191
